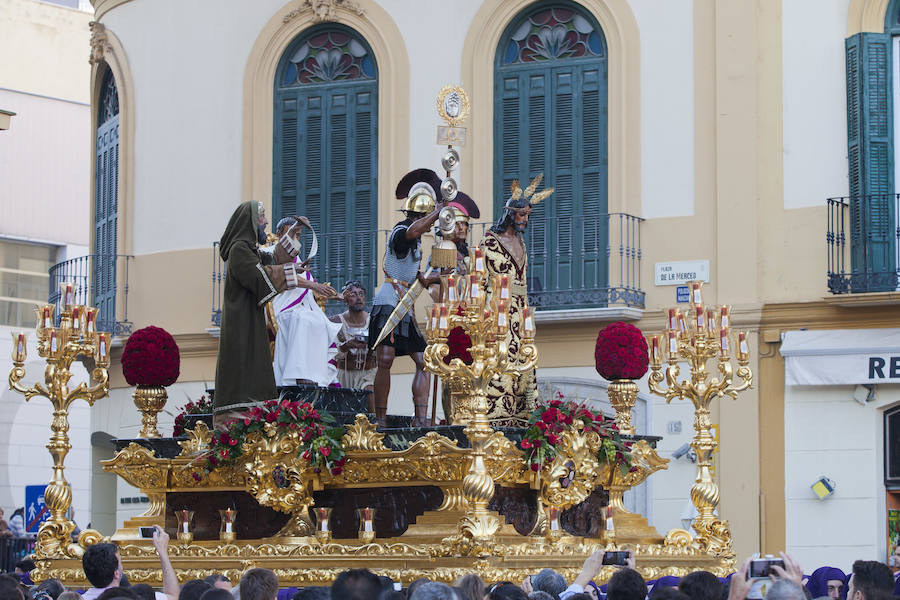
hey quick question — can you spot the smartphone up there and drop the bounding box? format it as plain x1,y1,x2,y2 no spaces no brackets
602,551,629,566
139,526,156,538
748,557,784,578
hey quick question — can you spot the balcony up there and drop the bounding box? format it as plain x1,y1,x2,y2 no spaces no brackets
48,254,133,335
827,196,899,294
211,213,644,325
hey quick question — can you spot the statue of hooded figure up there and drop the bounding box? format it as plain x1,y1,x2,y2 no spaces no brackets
214,201,305,426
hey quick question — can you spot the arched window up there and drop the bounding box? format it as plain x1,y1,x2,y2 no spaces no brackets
274,24,378,296
95,66,119,329
494,3,608,309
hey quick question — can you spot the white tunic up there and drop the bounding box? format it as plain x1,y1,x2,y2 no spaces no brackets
272,271,341,387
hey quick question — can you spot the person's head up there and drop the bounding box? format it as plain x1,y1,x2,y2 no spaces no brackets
0,574,25,600
379,576,396,592
531,569,566,599
765,580,806,600
96,589,137,600
806,568,846,600
57,593,83,600
379,592,405,600
128,584,155,600
203,574,232,592
199,590,234,600
608,568,648,600
679,571,723,600
453,573,486,600
239,568,278,600
275,217,295,238
409,581,459,600
331,568,381,600
13,507,24,518
342,281,367,312
82,542,123,589
291,588,330,600
529,592,556,600
651,588,691,600
255,202,268,244
407,578,431,598
15,558,36,575
848,561,894,600
178,579,213,600
485,583,527,600
32,579,65,600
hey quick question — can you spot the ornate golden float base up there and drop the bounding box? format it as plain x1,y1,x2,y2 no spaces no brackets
33,530,733,589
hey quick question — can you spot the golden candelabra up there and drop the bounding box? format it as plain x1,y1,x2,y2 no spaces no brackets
647,282,750,557
423,252,537,545
8,282,110,558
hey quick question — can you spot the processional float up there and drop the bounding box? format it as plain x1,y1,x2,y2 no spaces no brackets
11,89,751,588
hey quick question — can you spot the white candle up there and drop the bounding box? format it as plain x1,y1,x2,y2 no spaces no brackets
668,331,677,354
364,521,372,532
182,522,189,533
225,522,232,533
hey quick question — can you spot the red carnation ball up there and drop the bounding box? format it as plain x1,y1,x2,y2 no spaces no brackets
594,321,649,380
121,325,180,387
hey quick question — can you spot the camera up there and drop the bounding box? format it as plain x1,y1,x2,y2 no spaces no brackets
748,556,784,578
602,551,629,566
139,526,156,538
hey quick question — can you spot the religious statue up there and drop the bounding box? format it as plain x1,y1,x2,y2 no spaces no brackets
480,175,553,426
368,169,444,425
213,202,319,427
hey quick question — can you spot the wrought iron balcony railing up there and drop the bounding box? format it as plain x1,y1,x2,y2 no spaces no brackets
48,254,133,335
827,195,899,294
210,213,644,326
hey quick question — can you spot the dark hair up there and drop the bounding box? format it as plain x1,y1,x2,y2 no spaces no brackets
652,588,692,600
565,595,592,600
851,561,894,600
96,588,138,600
379,592,405,600
199,590,235,600
178,579,213,600
679,571,723,600
528,592,556,600
532,569,566,599
486,583,528,600
0,574,25,600
455,574,486,600
332,569,382,600
608,568,648,600
203,574,230,587
291,588,331,600
15,559,36,572
32,579,65,600
13,508,24,518
82,542,120,588
129,584,156,600
408,578,431,597
240,569,279,600
343,280,366,294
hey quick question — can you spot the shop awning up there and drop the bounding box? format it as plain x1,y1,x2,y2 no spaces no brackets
781,328,900,386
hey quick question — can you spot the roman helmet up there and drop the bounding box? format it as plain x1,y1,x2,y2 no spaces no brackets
396,168,443,215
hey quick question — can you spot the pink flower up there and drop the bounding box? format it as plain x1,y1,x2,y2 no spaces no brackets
320,446,331,457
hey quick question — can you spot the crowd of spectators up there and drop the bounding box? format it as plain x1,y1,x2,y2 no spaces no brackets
0,527,896,600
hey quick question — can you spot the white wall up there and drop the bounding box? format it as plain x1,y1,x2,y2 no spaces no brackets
784,383,900,571
0,326,92,532
631,0,695,219
782,0,850,208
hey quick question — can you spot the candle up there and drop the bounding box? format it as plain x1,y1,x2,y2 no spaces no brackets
650,335,660,364
363,508,373,532
224,508,234,533
320,517,328,532
41,306,53,330
691,282,702,306
49,329,58,355
668,308,677,331
738,332,749,359
668,330,677,355
677,311,687,335
469,274,480,300
71,306,83,332
720,305,729,328
181,510,190,533
447,274,458,303
11,332,26,363
523,307,535,337
60,282,74,310
438,305,449,334
499,275,510,300
85,308,97,336
473,248,485,274
548,506,560,531
429,305,439,333
720,328,729,355
707,309,716,334
696,309,705,329
97,332,109,362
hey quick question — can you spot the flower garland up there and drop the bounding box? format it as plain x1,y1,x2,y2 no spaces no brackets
172,395,213,437
594,321,649,381
519,393,633,474
122,325,180,387
194,399,345,481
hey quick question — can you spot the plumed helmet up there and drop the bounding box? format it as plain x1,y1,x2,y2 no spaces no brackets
447,192,479,223
396,168,442,215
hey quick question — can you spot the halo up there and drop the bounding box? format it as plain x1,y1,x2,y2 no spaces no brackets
436,85,471,128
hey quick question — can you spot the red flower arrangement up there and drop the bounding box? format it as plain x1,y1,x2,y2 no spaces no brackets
195,399,345,481
172,395,213,437
519,392,632,474
443,326,473,365
594,322,649,381
122,326,180,387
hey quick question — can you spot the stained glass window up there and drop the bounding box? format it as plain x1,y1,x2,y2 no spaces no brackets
281,29,375,86
501,5,605,65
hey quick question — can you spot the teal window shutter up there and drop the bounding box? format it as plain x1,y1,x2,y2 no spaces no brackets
494,3,608,309
274,25,378,301
846,32,896,290
94,67,118,330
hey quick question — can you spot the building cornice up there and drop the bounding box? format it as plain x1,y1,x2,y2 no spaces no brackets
91,0,133,21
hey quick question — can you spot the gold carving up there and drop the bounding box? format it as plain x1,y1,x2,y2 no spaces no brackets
607,379,639,435
341,415,387,451
283,0,364,24
539,423,604,510
133,385,168,438
177,422,212,456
